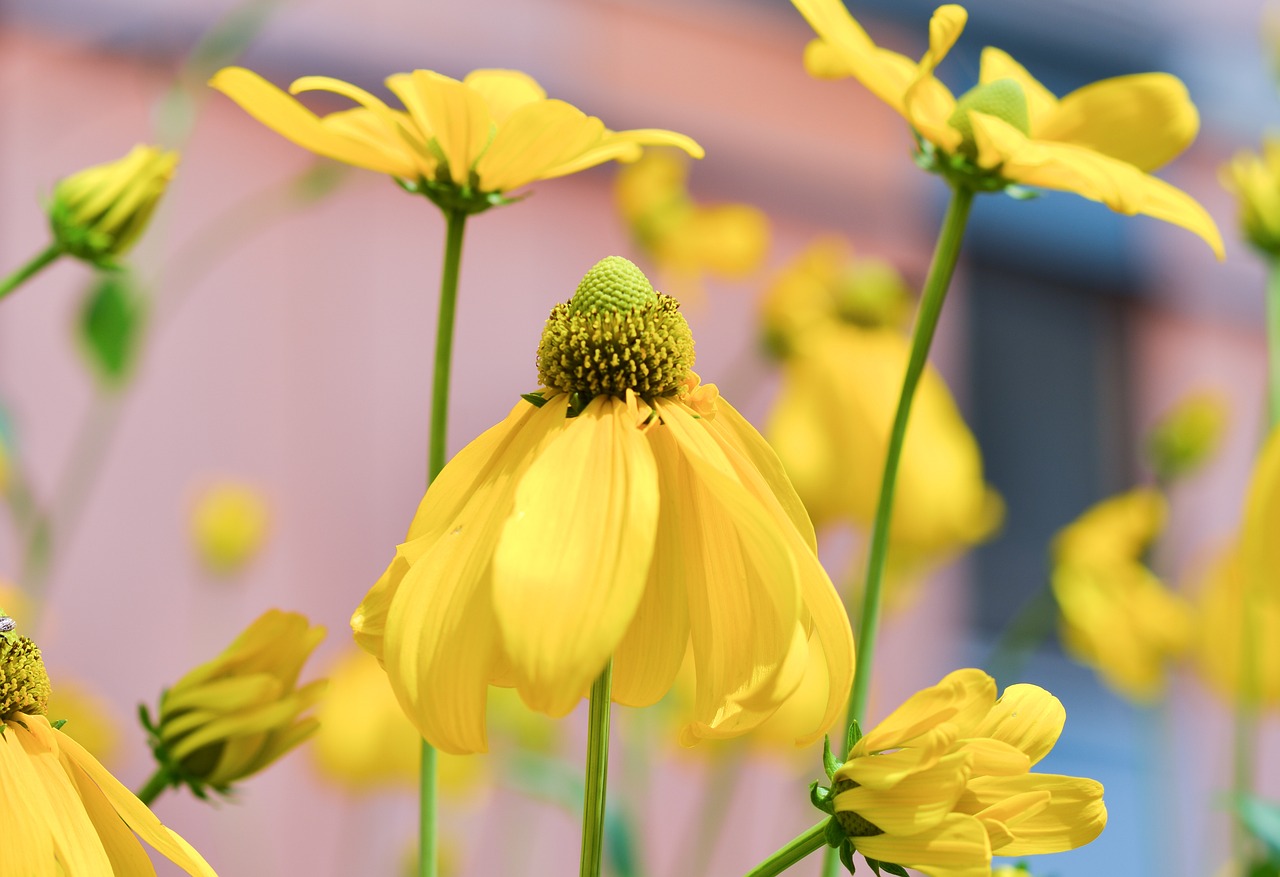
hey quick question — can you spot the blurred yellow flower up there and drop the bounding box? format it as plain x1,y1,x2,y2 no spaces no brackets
211,67,702,214
190,481,271,576
352,257,853,754
792,1,1223,257
1222,136,1280,257
828,669,1105,876
49,145,179,266
1051,489,1193,701
1145,391,1230,482
0,620,216,875
145,609,326,796
311,647,483,795
46,676,121,769
616,149,769,299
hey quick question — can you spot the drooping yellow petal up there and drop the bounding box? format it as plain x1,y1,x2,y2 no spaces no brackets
969,111,1225,258
792,0,918,115
63,746,159,875
0,722,59,876
463,69,547,123
970,683,1064,766
1034,74,1198,172
836,751,973,835
958,774,1107,855
853,813,992,877
953,737,1031,777
492,396,659,717
16,720,112,874
856,668,994,756
978,47,1058,132
386,71,491,186
841,722,959,790
1241,424,1280,588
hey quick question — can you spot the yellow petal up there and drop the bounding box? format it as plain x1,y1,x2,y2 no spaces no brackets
15,719,111,874
1034,73,1198,172
792,0,918,115
840,722,959,790
856,668,994,757
969,111,1225,259
978,47,1058,132
836,751,972,835
463,69,547,123
209,68,414,177
492,396,659,717
0,720,58,875
920,5,967,78
970,683,1064,766
63,747,159,875
386,71,491,186
1242,424,1280,589
959,774,1106,855
853,813,992,877
954,737,1031,777
474,100,604,192
538,128,703,183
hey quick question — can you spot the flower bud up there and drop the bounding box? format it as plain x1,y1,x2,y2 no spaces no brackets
190,481,271,576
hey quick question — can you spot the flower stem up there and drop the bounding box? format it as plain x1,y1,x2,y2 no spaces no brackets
418,206,468,877
1267,261,1280,427
822,184,975,876
742,821,828,877
579,660,614,877
135,768,171,807
0,244,62,301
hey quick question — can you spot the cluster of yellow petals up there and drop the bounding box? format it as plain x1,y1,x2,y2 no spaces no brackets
211,67,702,198
1050,489,1193,702
792,0,1224,258
833,669,1105,877
352,375,853,755
1222,136,1280,257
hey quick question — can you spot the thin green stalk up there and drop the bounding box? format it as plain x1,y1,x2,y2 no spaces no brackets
742,822,827,877
418,207,468,877
580,661,614,877
135,768,171,807
822,186,974,876
1268,262,1280,427
0,244,62,301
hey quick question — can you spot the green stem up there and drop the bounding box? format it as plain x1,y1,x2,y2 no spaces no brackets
135,768,171,807
0,244,62,301
579,661,614,877
1268,262,1280,428
417,208,468,877
822,185,974,876
742,822,827,877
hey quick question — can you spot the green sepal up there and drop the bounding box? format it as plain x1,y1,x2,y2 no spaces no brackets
521,392,549,408
51,719,67,731
566,391,590,418
138,697,234,802
1003,185,1040,201
845,719,863,755
865,857,882,876
823,814,847,849
399,175,523,217
77,271,147,388
823,734,841,779
866,858,908,877
810,780,835,815
839,841,858,874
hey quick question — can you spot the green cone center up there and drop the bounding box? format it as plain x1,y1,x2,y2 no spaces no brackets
948,77,1031,151
0,633,52,718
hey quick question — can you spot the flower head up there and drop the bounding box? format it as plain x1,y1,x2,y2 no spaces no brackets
0,613,217,875
1145,391,1230,482
190,481,271,576
49,145,178,266
1222,136,1280,257
1050,489,1192,701
143,610,326,797
211,67,702,215
352,256,854,754
817,669,1105,877
792,1,1223,257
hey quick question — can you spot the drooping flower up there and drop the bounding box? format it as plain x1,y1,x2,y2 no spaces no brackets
792,0,1224,257
142,610,326,798
48,145,179,266
352,256,854,754
189,481,271,576
819,669,1105,877
0,613,217,875
615,149,769,300
211,67,703,215
1222,136,1280,257
1050,489,1193,701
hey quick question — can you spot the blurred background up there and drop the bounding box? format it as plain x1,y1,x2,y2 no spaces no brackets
1,0,1277,873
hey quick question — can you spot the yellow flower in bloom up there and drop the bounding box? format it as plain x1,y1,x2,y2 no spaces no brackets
352,257,853,754
144,610,326,797
189,481,271,576
825,669,1105,877
310,647,482,795
1222,136,1280,257
616,149,769,299
1145,391,1229,482
49,145,179,266
211,67,703,214
0,617,217,875
1050,489,1193,701
792,1,1224,257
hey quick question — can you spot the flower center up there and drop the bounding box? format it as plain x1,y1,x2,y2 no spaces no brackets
537,256,695,400
947,77,1031,153
832,778,885,838
0,616,51,719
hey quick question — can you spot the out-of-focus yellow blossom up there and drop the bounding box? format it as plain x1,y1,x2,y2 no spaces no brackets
0,437,10,496
49,145,179,266
311,647,482,795
352,257,853,755
615,150,769,301
190,481,271,576
0,616,217,876
1222,137,1280,257
144,610,326,797
792,1,1224,257
45,677,121,769
823,669,1105,877
1051,489,1193,701
1145,391,1229,482
211,67,702,215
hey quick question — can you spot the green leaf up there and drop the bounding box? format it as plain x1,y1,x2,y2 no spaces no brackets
823,734,841,779
1236,795,1280,859
77,272,146,387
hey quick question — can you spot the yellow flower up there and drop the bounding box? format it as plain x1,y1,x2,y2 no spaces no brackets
1222,136,1280,257
1050,489,1193,701
49,145,179,265
616,149,769,300
144,610,326,796
1145,391,1230,482
211,67,703,214
189,481,271,576
0,618,217,875
828,669,1105,877
792,1,1224,257
352,257,854,754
